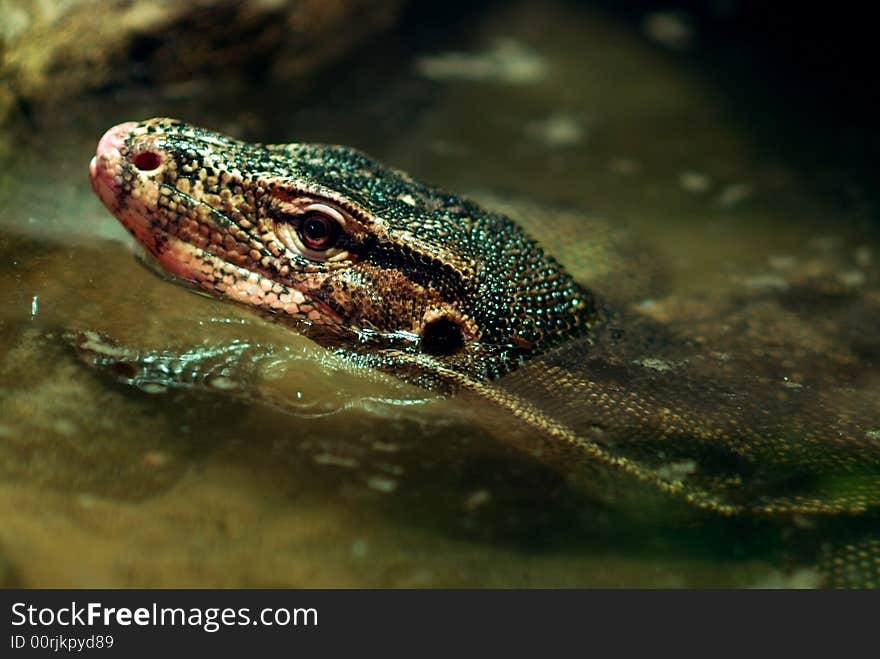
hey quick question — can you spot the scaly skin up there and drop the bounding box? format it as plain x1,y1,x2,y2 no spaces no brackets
88,118,880,586
90,118,597,384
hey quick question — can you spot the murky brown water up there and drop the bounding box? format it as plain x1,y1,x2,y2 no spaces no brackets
0,2,877,586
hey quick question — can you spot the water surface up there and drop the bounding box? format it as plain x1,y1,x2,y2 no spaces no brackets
0,1,876,587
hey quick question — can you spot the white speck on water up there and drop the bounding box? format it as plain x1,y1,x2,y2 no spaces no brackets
867,430,880,440
743,274,789,291
768,255,797,270
377,462,405,476
525,114,585,147
838,270,866,287
749,568,822,589
371,441,400,453
351,538,369,559
634,357,674,372
656,460,697,482
399,568,434,587
718,182,753,208
138,382,168,394
749,568,822,590
792,514,817,529
415,39,546,84
642,11,694,50
854,246,873,267
397,193,417,206
142,451,170,468
208,375,240,391
314,453,359,468
53,419,77,436
679,170,712,193
79,331,130,359
77,494,100,509
464,489,491,511
366,476,398,493
784,569,823,589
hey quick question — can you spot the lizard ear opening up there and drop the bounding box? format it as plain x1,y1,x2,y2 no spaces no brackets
421,316,465,356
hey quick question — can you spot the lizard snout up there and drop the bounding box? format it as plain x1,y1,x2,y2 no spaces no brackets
89,121,138,206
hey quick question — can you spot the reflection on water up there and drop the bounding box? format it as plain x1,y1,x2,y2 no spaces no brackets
0,1,877,587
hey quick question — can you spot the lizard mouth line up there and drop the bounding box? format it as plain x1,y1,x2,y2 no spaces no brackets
140,226,346,328
132,223,429,352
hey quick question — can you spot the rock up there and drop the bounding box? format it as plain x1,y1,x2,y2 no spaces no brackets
0,0,404,125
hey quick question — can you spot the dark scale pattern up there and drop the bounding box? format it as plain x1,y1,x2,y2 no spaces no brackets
97,118,596,381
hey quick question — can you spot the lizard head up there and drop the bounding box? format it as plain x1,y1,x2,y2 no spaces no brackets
90,118,596,380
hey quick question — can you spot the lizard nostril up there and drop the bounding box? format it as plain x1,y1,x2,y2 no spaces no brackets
132,150,162,171
421,317,465,356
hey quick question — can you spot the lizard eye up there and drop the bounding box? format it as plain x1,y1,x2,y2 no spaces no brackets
298,212,339,251
274,202,349,261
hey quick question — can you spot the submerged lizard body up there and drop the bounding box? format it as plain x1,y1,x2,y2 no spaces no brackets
88,119,880,586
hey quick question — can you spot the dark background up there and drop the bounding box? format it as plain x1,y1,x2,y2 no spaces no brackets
402,0,878,217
